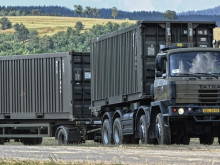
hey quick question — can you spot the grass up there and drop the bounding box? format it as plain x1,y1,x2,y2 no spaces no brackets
0,16,136,36
4,137,220,148
0,159,113,165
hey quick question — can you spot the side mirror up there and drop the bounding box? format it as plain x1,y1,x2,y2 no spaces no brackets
156,57,162,71
213,40,216,48
155,71,162,77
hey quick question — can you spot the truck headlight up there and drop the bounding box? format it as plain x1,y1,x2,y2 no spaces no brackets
178,108,185,115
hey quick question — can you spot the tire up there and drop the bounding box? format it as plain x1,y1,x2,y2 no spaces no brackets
218,136,220,145
180,136,190,145
36,138,43,145
0,138,4,145
113,118,123,145
22,138,38,145
171,135,181,144
57,128,69,145
138,115,149,144
123,136,139,144
155,113,171,145
199,134,214,145
102,119,112,145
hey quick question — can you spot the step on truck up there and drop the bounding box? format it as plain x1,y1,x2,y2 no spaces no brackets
0,52,101,145
91,21,220,145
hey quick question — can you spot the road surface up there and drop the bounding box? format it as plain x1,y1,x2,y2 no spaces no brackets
1,144,220,164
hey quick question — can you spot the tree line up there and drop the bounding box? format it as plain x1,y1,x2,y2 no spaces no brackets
0,5,119,19
0,18,133,56
1,6,220,25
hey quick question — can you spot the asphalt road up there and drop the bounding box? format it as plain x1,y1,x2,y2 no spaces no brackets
1,144,220,164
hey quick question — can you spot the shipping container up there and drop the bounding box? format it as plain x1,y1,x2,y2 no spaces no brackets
91,21,216,109
0,52,99,145
0,52,91,120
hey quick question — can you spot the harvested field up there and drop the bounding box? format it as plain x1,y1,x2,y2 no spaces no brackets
0,16,135,36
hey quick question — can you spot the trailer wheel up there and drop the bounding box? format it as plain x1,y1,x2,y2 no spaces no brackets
0,138,4,145
113,118,123,145
57,128,69,145
21,138,38,145
36,138,43,145
180,136,190,145
155,113,171,145
102,119,112,145
199,134,214,145
138,115,148,144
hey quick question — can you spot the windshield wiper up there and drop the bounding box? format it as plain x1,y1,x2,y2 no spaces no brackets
193,73,219,79
176,73,201,79
209,73,220,79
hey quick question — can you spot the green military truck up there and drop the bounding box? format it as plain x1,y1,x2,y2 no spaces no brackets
91,21,220,145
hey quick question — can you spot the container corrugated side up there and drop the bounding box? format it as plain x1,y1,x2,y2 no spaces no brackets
0,52,72,119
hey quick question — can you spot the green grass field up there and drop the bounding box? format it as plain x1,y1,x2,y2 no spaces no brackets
0,16,136,36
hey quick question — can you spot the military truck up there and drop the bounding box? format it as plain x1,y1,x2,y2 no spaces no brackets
91,21,220,145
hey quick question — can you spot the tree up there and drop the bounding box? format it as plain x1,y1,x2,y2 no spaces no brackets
39,36,54,51
112,7,119,19
74,5,83,17
74,21,84,32
31,9,41,16
163,10,177,20
14,23,29,43
0,17,12,30
91,8,100,18
83,6,92,17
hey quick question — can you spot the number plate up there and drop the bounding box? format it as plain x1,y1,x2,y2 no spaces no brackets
202,109,220,113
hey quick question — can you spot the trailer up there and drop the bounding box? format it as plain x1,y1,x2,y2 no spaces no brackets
0,51,101,145
91,21,220,145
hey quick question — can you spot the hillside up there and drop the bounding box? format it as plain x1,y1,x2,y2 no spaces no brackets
0,16,219,41
2,6,220,26
180,6,220,15
214,28,220,41
0,16,135,36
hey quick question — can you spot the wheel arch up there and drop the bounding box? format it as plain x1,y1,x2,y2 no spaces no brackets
135,106,150,136
102,112,114,134
113,110,123,121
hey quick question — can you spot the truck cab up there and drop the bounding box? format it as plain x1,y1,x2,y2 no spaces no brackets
154,48,220,144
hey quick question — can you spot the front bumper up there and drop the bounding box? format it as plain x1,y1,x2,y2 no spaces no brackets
164,105,220,122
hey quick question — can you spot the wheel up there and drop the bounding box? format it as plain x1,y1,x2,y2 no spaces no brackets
113,118,123,145
0,138,4,145
155,113,171,145
138,115,148,144
57,128,69,145
171,135,181,144
123,135,139,144
102,119,112,145
36,138,43,145
200,134,214,145
21,138,38,145
180,136,190,145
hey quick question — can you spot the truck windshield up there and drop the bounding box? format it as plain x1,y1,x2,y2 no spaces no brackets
170,51,220,76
